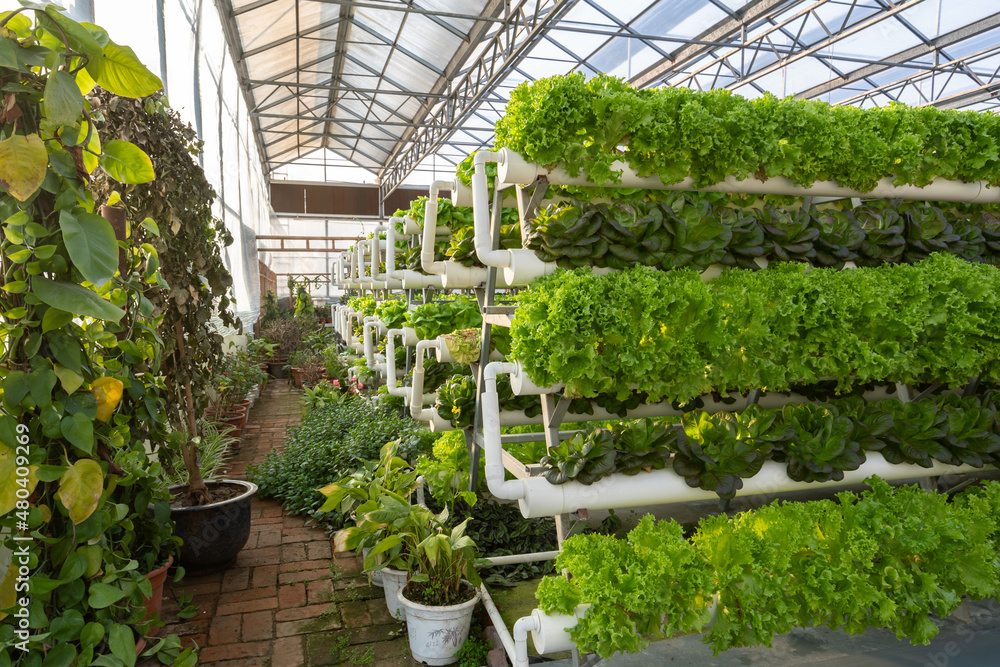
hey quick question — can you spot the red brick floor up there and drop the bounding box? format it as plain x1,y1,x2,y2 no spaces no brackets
151,381,414,666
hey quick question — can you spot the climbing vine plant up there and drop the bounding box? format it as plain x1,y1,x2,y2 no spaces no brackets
90,89,238,455
0,4,192,666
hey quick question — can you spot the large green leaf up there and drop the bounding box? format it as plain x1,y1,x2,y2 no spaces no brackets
32,277,124,322
60,413,94,454
42,70,85,127
108,624,136,667
43,6,103,58
99,140,154,184
0,37,17,69
86,582,126,610
59,210,119,287
87,40,162,98
55,458,103,524
0,133,47,202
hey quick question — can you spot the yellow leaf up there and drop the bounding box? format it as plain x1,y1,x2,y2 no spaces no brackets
91,377,123,421
39,504,51,523
76,66,97,96
54,459,104,525
54,364,84,395
0,563,17,622
0,134,48,202
0,443,38,517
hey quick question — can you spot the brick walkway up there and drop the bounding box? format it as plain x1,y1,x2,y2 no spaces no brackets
152,381,415,667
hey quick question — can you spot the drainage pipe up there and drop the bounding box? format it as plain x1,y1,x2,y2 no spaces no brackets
484,363,979,518
477,551,559,568
497,148,1000,203
386,215,445,289
471,152,557,285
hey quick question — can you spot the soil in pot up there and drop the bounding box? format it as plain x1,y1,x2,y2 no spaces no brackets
169,480,257,569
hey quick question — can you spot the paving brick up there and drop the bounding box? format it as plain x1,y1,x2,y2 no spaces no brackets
256,529,283,548
306,541,332,560
251,564,279,588
275,610,342,637
278,582,307,609
281,543,308,562
177,580,222,598
198,641,271,663
278,568,332,585
219,587,277,605
241,610,274,642
306,578,334,604
339,600,373,628
272,636,305,667
208,614,241,645
216,597,277,616
279,559,330,574
235,546,281,567
220,567,250,593
281,530,320,543
274,602,338,622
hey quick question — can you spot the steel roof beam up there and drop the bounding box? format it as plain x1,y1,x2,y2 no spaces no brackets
630,0,792,88
298,0,507,23
240,16,343,59
320,3,355,153
378,0,580,201
797,11,1000,99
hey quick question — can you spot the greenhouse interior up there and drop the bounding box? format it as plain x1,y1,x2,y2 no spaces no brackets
8,0,1000,665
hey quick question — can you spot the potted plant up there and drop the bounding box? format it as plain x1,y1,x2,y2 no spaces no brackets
261,318,307,378
90,85,259,571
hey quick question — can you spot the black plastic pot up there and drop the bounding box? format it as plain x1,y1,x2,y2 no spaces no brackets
169,480,257,569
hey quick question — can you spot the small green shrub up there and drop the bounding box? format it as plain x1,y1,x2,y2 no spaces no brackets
247,394,430,528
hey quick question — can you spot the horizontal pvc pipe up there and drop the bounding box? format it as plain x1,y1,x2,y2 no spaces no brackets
400,327,418,347
528,605,591,656
498,148,1000,203
401,271,445,289
516,453,978,519
403,215,420,236
509,360,563,396
483,361,526,501
436,336,504,364
477,551,559,567
452,180,517,208
440,261,489,289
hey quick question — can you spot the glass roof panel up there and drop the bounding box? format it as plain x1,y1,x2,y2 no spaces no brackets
396,13,462,72
235,4,296,53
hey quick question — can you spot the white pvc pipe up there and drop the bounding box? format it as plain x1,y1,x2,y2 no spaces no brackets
409,340,440,422
363,319,387,375
484,364,980,519
471,151,556,285
509,360,563,396
385,329,409,399
452,180,518,208
513,615,540,667
386,214,446,289
436,335,504,364
480,585,518,664
497,148,1000,203
528,605,591,655
478,551,559,567
420,181,454,275
483,362,526,501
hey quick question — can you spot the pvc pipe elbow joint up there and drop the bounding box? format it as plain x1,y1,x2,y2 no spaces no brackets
472,152,512,269
513,615,540,667
385,329,409,398
420,180,455,275
409,340,439,420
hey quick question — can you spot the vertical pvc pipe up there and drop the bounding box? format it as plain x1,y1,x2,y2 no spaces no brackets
420,180,454,275
409,340,439,421
472,151,512,268
385,329,409,399
483,361,526,501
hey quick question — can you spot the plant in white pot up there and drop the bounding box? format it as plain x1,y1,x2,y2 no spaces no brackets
397,512,482,666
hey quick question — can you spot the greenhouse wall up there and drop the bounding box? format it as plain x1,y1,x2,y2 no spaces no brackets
64,0,282,333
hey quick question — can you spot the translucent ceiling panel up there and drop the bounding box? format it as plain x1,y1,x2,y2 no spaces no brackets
236,3,296,53
245,46,299,82
384,51,439,92
396,14,461,73
900,0,997,39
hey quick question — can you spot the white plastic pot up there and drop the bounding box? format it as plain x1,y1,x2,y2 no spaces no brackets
398,582,482,666
380,567,408,621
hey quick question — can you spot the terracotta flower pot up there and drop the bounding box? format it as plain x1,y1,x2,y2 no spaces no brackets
141,555,174,637
291,366,305,388
203,406,247,439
